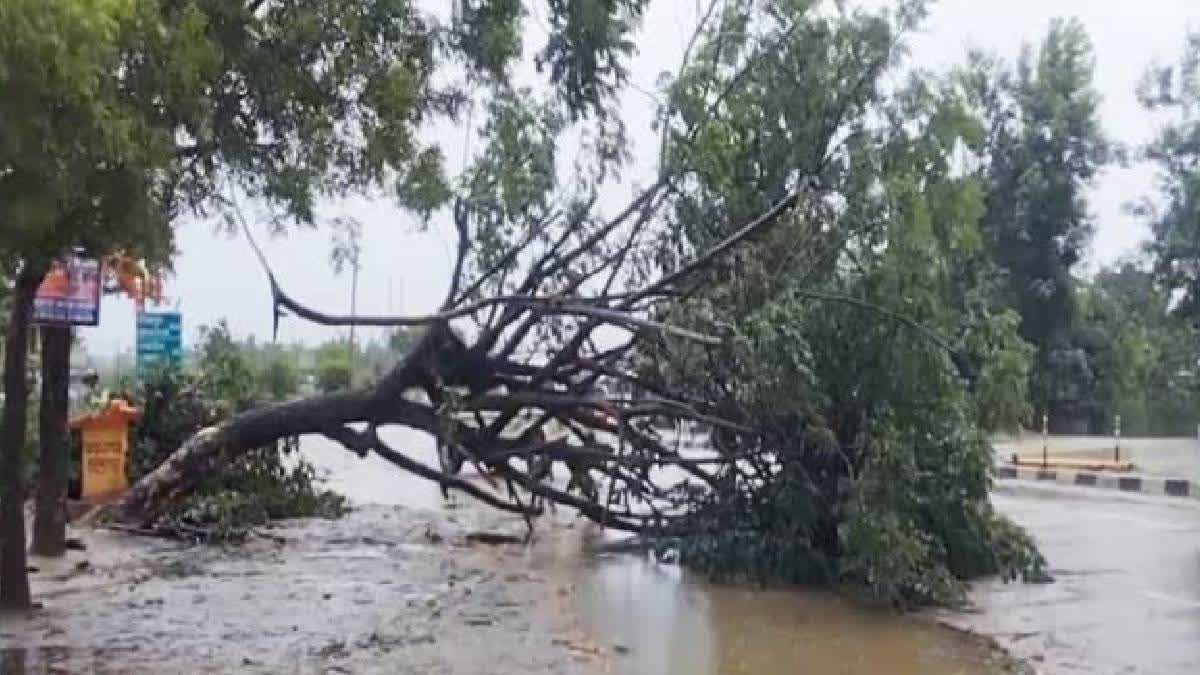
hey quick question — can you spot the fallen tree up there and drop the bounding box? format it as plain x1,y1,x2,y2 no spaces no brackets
107,180,802,533
95,0,1046,606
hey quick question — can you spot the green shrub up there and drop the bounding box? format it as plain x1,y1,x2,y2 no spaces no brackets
314,341,352,393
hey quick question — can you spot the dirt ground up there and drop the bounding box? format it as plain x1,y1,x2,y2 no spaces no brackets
1,504,619,674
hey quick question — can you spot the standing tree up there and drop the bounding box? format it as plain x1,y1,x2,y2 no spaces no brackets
314,341,354,394
31,325,73,557
94,0,1043,606
959,19,1112,432
259,352,301,402
0,0,171,608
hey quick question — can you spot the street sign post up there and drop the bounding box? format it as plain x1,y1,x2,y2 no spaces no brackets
136,311,183,377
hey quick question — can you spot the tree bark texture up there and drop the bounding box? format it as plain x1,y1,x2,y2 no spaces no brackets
1,265,45,609
108,388,425,526
32,325,72,557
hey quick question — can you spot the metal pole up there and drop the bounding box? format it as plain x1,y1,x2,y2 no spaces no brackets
1114,414,1121,463
348,261,358,388
1042,413,1049,468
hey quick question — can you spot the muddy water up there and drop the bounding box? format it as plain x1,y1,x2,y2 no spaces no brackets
303,430,1015,675
565,556,1006,674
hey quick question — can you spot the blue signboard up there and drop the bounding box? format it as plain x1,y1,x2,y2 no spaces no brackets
136,311,183,376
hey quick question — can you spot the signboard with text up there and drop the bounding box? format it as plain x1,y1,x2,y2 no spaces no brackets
32,257,102,326
72,400,139,499
136,311,183,376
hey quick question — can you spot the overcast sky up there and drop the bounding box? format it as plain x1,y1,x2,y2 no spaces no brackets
80,0,1199,359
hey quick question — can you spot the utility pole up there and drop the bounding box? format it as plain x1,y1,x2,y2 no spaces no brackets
1114,414,1121,463
348,251,359,388
1042,412,1049,468
334,217,363,390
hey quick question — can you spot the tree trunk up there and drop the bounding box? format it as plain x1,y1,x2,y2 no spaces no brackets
32,325,72,557
1,264,45,610
105,388,432,526
100,328,453,526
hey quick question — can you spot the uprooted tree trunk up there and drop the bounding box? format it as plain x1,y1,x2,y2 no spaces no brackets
31,325,72,557
108,379,429,526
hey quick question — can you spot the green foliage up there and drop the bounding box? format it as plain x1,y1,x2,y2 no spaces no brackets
0,0,173,266
1073,264,1199,435
129,324,344,542
960,19,1112,430
1138,31,1200,319
194,322,258,412
258,354,301,402
137,0,450,222
538,0,649,119
648,2,1043,607
167,441,343,543
315,341,353,393
454,0,524,80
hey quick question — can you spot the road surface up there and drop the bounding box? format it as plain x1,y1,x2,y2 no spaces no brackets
944,480,1200,674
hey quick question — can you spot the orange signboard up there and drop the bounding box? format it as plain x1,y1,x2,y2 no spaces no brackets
71,400,139,499
33,256,102,326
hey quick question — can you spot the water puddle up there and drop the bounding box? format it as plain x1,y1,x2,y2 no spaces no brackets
579,557,1004,674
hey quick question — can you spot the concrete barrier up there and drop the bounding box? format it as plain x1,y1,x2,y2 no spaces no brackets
996,464,1198,500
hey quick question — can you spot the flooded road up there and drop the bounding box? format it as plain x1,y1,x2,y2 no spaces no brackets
943,480,1200,674
303,430,1019,674
0,429,1021,674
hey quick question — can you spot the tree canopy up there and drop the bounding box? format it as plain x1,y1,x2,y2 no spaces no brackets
1139,31,1200,320
956,19,1112,432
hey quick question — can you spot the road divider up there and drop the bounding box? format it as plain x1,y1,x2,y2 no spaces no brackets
996,464,1197,500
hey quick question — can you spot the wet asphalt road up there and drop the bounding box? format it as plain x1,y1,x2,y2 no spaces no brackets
945,480,1200,674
